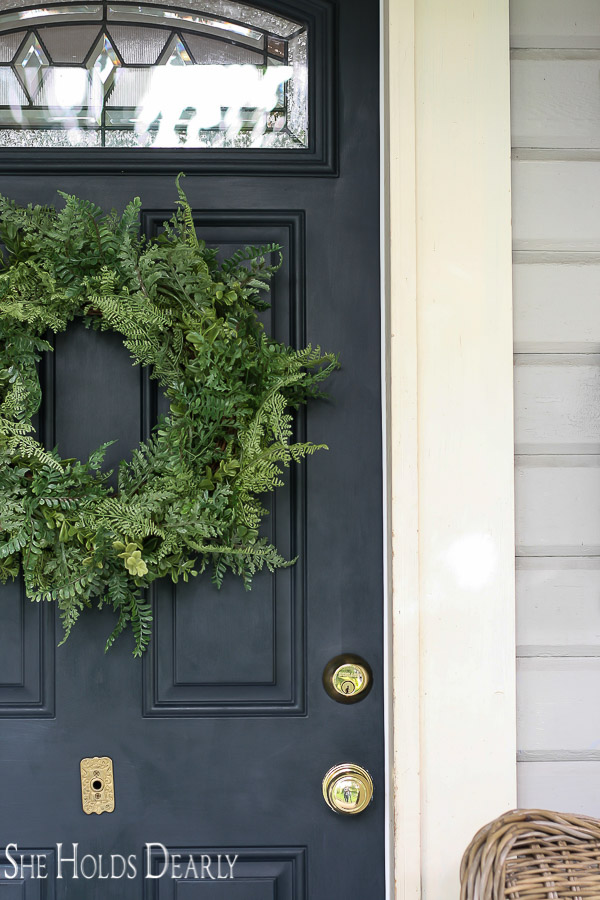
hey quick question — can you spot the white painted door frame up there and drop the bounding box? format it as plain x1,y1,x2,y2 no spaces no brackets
385,1,517,896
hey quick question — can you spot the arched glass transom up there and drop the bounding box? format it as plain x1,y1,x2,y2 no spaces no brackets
0,0,308,147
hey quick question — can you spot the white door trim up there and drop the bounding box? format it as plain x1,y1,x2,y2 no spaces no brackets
385,1,517,896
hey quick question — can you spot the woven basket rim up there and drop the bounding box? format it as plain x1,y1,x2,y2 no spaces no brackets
460,808,600,900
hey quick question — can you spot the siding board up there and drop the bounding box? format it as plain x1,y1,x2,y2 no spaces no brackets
518,657,600,753
518,761,600,814
516,457,600,556
514,354,600,453
512,159,600,250
512,55,600,149
517,558,600,653
510,0,600,49
513,259,600,352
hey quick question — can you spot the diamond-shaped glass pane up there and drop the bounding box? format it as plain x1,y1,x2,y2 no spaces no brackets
88,34,120,83
14,32,49,98
165,36,192,66
18,35,48,70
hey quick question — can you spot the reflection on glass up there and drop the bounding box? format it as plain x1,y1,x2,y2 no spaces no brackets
0,0,309,148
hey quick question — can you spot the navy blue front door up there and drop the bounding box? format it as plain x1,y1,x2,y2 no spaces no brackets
0,1,383,896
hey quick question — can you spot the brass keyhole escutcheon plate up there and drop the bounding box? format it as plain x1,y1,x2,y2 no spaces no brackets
322,654,373,703
80,757,115,815
322,763,373,815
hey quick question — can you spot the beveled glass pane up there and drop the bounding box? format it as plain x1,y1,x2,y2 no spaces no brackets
14,34,49,98
138,0,303,38
162,33,192,65
0,30,24,61
0,0,309,149
0,5,101,30
108,4,264,49
0,106,100,125
87,33,120,83
17,34,48,68
267,35,285,59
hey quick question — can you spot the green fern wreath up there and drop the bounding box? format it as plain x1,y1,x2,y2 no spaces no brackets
0,178,337,656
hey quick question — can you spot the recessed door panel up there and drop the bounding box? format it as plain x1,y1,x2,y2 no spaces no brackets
142,213,306,716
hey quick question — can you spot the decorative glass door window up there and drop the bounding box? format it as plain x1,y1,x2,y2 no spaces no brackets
0,1,308,147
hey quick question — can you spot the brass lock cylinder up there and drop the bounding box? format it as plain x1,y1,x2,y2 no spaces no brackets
322,654,373,703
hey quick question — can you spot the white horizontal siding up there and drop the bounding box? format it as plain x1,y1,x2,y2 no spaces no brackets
510,0,600,49
512,158,600,250
516,457,600,555
512,0,600,816
512,54,600,149
513,259,600,352
517,558,600,654
514,355,600,453
518,657,600,755
518,762,600,815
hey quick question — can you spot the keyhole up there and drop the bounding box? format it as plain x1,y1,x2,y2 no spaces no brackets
342,681,355,695
92,779,103,791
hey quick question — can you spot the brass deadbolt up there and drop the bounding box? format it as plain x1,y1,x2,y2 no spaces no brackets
322,763,373,815
322,654,373,703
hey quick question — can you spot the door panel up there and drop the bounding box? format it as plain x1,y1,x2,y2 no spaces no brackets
0,1,383,896
0,583,54,715
144,210,306,716
143,212,305,716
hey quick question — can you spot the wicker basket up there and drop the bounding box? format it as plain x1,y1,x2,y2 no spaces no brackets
460,808,600,899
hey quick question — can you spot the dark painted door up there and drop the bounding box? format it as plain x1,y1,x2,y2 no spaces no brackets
0,0,383,896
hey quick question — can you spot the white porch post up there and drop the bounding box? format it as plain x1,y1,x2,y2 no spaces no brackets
385,0,516,896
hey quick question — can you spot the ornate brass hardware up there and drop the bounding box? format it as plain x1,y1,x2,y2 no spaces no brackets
322,763,373,815
80,757,115,815
322,654,373,703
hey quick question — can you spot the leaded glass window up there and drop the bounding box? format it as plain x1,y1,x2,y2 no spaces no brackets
0,1,308,147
